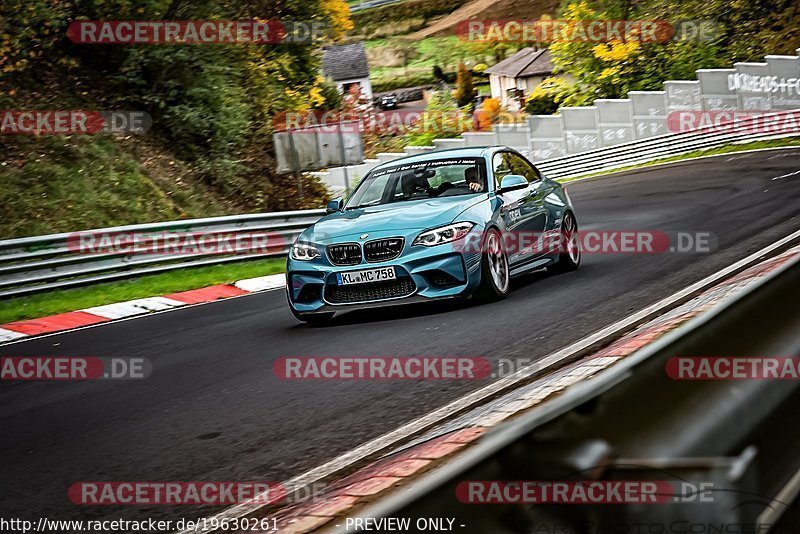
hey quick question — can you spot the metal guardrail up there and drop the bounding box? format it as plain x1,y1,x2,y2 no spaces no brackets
342,248,800,533
312,109,799,194
531,109,799,180
2,112,798,299
0,210,325,299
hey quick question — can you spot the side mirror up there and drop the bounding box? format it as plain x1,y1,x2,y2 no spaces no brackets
497,175,529,194
326,198,343,213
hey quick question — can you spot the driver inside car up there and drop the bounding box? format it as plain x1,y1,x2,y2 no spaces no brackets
465,166,484,192
400,169,435,199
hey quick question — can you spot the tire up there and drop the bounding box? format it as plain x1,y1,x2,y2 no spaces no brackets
290,307,335,325
474,228,510,302
548,211,581,274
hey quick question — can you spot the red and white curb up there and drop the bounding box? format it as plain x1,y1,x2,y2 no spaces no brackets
0,273,286,344
187,242,800,534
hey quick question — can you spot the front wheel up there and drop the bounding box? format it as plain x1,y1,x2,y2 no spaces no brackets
548,211,581,273
474,229,510,302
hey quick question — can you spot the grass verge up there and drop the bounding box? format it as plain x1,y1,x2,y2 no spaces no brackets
0,259,285,325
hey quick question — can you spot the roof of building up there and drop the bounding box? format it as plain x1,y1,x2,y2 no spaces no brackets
485,48,554,78
322,42,370,81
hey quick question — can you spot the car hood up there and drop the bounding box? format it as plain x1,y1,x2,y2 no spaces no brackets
305,195,485,242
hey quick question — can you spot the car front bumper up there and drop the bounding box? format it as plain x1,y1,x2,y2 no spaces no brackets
287,247,483,315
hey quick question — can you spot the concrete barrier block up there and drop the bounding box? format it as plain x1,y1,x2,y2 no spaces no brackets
596,99,634,146
528,115,567,160
561,107,600,154
697,69,738,111
629,91,668,138
765,55,800,109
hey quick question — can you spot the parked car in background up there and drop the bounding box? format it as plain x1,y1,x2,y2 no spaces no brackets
378,93,399,110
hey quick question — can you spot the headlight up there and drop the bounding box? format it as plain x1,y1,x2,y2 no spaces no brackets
412,222,476,247
290,243,320,261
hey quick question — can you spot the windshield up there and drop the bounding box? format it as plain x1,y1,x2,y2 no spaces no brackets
345,157,488,210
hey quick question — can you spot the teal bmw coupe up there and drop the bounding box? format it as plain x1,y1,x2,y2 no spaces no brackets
286,147,580,324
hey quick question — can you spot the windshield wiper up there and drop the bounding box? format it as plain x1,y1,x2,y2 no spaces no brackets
345,201,381,210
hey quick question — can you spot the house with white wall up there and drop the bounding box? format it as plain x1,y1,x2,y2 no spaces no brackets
486,48,560,110
322,42,373,100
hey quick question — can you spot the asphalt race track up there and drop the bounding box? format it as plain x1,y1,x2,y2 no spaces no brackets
2,148,799,522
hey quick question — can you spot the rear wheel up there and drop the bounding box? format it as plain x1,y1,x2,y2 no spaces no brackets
548,211,581,273
474,229,510,302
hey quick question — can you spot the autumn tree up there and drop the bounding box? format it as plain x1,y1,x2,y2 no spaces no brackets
454,63,477,108
475,98,502,131
322,0,355,40
547,1,725,105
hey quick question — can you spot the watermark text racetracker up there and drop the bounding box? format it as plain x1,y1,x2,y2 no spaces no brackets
0,357,150,381
457,19,722,43
667,357,800,380
67,20,331,44
279,356,688,381
457,480,714,504
667,110,800,134
0,111,151,135
456,230,716,256
68,481,288,505
275,357,492,380
458,19,673,43
68,230,286,256
274,109,503,136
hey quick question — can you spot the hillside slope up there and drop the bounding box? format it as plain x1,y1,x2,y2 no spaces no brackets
412,0,560,39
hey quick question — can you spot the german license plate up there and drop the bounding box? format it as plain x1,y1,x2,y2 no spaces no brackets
337,266,396,285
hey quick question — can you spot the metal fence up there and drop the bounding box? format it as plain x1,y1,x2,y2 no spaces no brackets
342,249,800,533
2,112,798,299
317,111,800,192
536,109,800,180
0,210,324,299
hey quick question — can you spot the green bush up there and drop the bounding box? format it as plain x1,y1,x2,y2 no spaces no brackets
401,89,470,146
453,63,476,108
372,72,438,92
525,93,560,115
0,0,339,232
